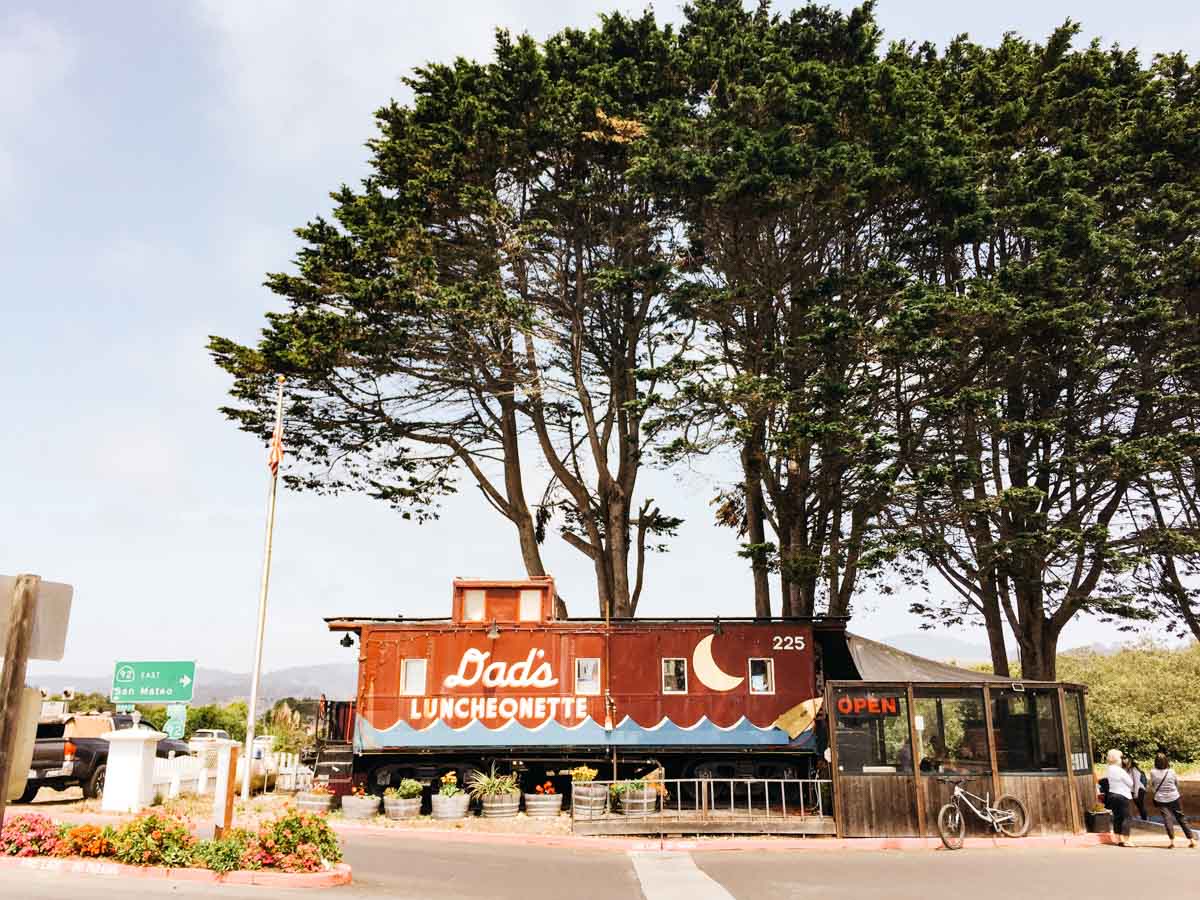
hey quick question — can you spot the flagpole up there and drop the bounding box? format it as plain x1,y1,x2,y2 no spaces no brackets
242,374,285,800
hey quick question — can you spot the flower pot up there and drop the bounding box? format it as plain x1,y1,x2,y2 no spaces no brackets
572,783,608,819
1086,809,1113,834
524,793,563,818
616,786,658,817
384,796,422,820
432,793,471,820
481,791,521,818
296,791,334,815
340,794,382,820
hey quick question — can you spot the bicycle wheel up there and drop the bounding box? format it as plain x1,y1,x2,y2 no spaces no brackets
994,795,1030,838
937,802,966,850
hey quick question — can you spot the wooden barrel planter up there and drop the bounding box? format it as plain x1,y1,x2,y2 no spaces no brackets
432,794,471,820
481,792,521,818
571,783,608,819
296,791,334,815
616,787,658,817
340,794,382,820
524,793,563,818
384,797,421,820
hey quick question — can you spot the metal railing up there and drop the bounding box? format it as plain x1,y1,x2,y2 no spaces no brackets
569,777,834,836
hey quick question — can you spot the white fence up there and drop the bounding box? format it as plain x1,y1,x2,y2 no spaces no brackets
150,750,313,799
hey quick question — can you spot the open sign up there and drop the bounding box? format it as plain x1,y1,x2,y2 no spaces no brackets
836,695,902,717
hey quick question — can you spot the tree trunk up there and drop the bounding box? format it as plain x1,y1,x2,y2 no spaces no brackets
741,437,772,618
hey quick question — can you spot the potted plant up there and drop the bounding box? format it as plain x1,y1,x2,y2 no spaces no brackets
383,779,424,820
611,780,657,817
570,765,607,818
1086,805,1113,833
296,782,334,815
340,783,382,820
432,770,470,820
467,765,521,818
525,779,563,818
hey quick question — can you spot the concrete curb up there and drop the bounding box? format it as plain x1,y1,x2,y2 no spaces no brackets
330,820,1118,853
0,856,353,888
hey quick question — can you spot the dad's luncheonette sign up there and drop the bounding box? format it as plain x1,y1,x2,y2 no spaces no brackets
403,647,592,724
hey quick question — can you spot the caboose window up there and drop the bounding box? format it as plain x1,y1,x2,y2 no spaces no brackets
749,658,775,694
661,658,688,694
463,590,486,622
400,659,427,696
518,589,542,622
575,658,600,695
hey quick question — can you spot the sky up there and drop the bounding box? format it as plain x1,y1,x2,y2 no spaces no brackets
4,1,1198,687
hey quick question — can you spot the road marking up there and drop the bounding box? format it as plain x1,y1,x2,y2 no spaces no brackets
629,851,736,900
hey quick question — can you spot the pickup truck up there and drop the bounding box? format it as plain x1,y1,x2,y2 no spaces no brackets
19,714,190,803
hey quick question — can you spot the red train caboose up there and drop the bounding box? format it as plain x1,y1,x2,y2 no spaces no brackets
322,576,849,792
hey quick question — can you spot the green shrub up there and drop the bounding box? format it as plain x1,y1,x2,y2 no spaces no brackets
1057,641,1200,763
111,813,195,867
193,832,252,874
384,779,423,800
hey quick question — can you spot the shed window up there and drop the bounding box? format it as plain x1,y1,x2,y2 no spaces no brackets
661,659,688,694
991,688,1064,773
575,658,600,695
463,590,486,622
1064,690,1090,773
748,658,775,694
912,688,990,775
832,687,911,774
400,659,427,696
518,589,542,622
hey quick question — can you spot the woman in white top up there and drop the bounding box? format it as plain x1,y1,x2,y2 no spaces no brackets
1150,751,1196,848
1104,748,1135,845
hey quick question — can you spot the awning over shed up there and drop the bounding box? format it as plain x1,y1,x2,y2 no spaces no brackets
846,633,1008,683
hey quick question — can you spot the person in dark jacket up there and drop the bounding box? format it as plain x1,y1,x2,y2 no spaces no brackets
1124,754,1148,819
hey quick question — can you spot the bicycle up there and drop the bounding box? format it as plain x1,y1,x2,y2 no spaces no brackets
935,776,1031,849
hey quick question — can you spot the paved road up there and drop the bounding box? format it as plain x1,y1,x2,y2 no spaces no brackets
1,833,1195,899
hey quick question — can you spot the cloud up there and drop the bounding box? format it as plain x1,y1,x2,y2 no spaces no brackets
0,14,76,203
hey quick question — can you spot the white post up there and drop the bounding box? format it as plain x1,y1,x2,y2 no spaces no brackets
101,728,163,812
242,375,285,800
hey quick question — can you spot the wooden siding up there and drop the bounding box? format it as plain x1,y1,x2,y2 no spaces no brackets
837,776,920,837
921,775,995,837
1074,772,1099,824
997,774,1074,834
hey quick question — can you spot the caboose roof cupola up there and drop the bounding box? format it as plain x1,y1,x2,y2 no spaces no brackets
452,576,556,626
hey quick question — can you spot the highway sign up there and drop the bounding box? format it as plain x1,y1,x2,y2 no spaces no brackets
111,661,196,703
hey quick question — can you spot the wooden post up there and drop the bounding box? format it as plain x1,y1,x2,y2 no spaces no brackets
906,683,927,837
1057,686,1083,833
0,574,39,826
825,681,843,838
982,684,1002,802
214,745,240,838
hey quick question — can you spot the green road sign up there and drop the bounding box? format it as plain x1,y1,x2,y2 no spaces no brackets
114,703,135,713
163,717,185,740
111,661,196,703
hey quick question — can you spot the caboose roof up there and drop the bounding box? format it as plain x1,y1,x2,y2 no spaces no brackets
325,615,849,632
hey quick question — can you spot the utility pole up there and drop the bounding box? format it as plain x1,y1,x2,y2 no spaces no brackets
0,575,39,825
242,375,285,800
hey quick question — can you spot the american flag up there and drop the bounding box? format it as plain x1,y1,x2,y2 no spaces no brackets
267,421,284,475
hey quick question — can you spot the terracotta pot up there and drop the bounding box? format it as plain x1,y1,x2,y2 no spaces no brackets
340,794,381,820
432,793,471,820
524,793,563,818
384,796,421,820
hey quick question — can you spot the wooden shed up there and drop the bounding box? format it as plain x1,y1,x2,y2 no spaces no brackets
825,635,1094,838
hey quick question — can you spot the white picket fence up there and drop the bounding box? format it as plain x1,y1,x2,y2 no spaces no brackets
151,750,312,799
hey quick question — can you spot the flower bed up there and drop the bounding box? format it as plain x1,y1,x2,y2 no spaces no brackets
0,807,342,877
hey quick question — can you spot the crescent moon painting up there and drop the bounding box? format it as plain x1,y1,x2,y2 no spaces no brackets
691,634,745,692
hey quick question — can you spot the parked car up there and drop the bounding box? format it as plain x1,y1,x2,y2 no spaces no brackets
188,728,232,755
18,714,190,803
